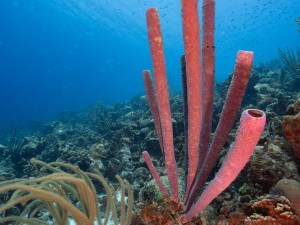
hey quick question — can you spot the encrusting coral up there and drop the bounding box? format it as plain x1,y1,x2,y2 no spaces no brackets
282,98,300,159
244,196,300,225
275,178,300,217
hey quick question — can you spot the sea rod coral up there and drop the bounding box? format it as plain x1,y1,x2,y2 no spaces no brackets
141,0,266,223
0,159,133,225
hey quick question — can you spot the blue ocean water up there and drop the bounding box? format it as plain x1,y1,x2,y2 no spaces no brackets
0,0,299,128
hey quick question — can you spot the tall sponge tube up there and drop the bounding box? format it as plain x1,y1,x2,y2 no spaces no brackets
182,109,266,222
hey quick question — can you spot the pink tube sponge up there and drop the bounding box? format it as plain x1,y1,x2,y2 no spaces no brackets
146,7,179,200
183,109,266,222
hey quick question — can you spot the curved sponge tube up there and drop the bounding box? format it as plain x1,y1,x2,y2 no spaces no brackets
183,109,266,222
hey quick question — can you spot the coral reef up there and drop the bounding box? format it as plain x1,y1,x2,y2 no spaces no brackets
244,196,300,225
0,42,300,225
0,77,299,224
274,178,300,217
278,47,300,77
246,140,299,195
283,98,300,159
0,159,133,225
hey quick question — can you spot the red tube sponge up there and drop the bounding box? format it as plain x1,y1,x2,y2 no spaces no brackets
146,7,179,201
183,109,266,222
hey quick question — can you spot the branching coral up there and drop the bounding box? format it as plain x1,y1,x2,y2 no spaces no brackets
0,158,133,225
